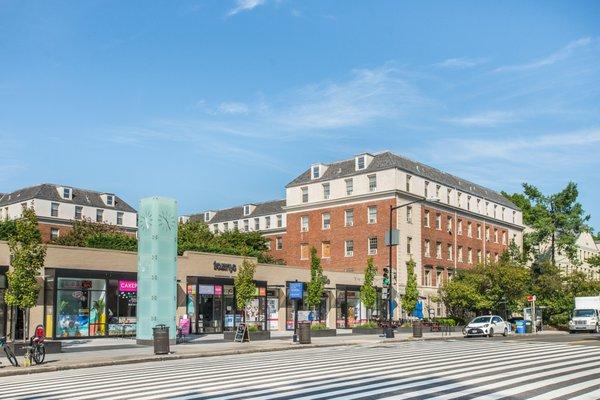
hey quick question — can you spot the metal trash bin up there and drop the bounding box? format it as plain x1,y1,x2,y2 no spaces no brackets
153,324,170,355
298,322,311,344
412,320,423,338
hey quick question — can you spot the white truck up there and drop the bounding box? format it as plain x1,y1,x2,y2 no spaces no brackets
569,296,600,333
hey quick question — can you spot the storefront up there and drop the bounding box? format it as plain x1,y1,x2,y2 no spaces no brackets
45,269,137,339
186,276,268,333
0,266,7,337
335,285,384,328
285,281,328,330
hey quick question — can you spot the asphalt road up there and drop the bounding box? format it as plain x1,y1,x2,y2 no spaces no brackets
2,337,600,399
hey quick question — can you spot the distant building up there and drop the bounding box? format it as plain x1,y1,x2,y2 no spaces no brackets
0,184,137,242
551,232,600,279
186,151,525,318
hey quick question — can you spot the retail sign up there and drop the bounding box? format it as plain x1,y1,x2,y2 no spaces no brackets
214,285,223,296
288,282,304,300
213,261,237,273
527,295,537,302
199,284,214,295
119,280,137,293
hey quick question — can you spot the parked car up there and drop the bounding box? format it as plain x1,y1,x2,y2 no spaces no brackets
463,315,508,337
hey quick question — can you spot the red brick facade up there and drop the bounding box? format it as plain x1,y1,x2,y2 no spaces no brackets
274,198,397,272
38,223,73,243
420,206,509,287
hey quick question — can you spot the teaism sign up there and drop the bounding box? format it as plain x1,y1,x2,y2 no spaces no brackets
213,261,237,273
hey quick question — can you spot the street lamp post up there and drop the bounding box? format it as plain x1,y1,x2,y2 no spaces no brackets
385,197,439,339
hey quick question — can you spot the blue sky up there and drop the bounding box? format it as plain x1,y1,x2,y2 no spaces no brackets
1,1,599,231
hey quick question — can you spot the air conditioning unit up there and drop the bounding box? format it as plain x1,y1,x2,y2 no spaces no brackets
346,251,354,257
301,227,308,232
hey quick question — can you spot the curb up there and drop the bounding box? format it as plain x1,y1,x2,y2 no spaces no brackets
0,334,463,377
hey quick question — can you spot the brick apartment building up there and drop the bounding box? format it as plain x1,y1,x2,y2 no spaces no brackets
188,151,524,317
0,184,137,242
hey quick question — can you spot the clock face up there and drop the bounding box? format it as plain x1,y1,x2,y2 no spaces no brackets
139,210,152,231
159,210,176,232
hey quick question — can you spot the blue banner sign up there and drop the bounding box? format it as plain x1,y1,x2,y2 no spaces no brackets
288,282,304,300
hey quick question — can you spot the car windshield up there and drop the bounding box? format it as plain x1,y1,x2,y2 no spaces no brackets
470,317,491,324
574,309,596,317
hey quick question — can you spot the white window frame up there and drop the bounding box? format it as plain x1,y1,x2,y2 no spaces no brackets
322,213,331,230
368,174,377,192
367,206,377,224
345,178,354,196
345,209,354,227
301,216,309,232
368,237,378,255
323,183,330,200
301,187,309,203
345,240,354,257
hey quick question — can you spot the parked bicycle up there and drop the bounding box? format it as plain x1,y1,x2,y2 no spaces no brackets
0,336,19,367
22,325,46,366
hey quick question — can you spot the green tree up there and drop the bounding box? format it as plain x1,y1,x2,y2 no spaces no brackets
306,247,325,313
0,218,17,240
5,208,47,340
518,182,589,263
234,259,257,323
439,260,529,319
402,259,419,317
54,218,135,249
360,257,377,317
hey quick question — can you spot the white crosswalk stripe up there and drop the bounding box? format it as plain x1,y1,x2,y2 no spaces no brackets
2,340,600,400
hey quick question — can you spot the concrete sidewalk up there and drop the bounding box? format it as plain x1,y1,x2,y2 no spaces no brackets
0,331,465,377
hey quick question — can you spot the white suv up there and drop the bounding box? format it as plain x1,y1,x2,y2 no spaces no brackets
463,315,508,337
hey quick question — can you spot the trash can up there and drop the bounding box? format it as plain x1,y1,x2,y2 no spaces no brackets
298,322,311,344
525,321,533,334
515,320,525,334
412,320,423,338
153,324,170,355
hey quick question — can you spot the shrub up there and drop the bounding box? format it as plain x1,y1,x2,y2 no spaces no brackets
247,325,260,332
355,321,378,329
310,322,329,331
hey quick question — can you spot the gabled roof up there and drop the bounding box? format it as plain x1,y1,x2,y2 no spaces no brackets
0,184,136,212
189,199,285,224
286,151,517,209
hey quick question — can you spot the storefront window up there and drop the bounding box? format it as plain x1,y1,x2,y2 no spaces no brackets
285,282,327,330
187,278,268,334
106,279,137,336
56,278,106,337
336,286,381,328
267,290,279,331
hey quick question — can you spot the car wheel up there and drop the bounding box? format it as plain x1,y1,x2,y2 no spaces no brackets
503,328,508,337
489,328,494,338
595,325,600,334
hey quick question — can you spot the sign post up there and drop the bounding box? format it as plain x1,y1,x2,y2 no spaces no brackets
527,295,537,334
288,281,303,342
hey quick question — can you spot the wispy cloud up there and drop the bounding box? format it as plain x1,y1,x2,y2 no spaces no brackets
227,0,266,17
494,37,594,73
444,111,518,127
436,57,488,69
433,128,600,163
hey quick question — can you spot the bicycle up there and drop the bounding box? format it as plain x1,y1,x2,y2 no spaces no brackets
0,336,19,367
23,325,46,366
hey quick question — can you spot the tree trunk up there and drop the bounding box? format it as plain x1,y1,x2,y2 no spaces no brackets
10,306,17,342
551,233,555,264
23,308,29,341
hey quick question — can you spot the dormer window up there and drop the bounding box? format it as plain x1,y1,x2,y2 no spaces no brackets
356,156,365,170
63,188,72,199
204,212,211,222
354,153,373,171
101,193,115,207
243,205,250,216
311,165,320,179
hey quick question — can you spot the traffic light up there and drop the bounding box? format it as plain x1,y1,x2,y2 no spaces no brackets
383,267,390,286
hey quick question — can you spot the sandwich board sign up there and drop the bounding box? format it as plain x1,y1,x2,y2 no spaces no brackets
234,323,250,342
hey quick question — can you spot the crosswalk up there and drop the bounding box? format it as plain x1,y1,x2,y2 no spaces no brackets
2,339,600,399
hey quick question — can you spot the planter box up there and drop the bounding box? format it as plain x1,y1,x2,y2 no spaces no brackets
224,330,271,341
11,340,62,355
351,328,383,335
309,329,337,337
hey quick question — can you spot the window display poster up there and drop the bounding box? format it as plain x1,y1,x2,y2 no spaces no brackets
225,314,234,327
214,285,223,296
245,298,260,322
267,298,278,330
